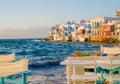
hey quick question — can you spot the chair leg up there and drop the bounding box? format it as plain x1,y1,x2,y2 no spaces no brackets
1,77,5,84
22,72,27,84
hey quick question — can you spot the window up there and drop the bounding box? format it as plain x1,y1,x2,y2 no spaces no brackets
92,22,94,28
76,27,78,30
113,32,115,35
106,32,110,36
100,21,102,26
98,30,100,34
117,32,119,36
96,22,99,28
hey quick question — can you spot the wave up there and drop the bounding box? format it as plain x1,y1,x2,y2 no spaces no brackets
0,39,101,69
28,55,64,68
29,60,61,68
32,39,42,42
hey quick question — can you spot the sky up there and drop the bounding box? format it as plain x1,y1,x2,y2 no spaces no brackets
0,0,120,39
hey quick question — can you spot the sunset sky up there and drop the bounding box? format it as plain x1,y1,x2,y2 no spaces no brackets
0,0,120,39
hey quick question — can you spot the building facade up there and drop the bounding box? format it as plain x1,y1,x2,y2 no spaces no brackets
49,15,120,42
99,25,114,39
90,17,120,41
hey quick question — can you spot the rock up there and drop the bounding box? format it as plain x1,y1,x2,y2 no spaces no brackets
74,51,82,57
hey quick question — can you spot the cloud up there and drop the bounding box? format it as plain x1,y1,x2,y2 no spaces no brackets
0,27,50,39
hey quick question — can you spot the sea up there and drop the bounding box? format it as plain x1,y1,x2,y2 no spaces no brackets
0,38,101,83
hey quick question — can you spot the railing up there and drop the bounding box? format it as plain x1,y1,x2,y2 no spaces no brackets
61,56,120,84
61,46,120,84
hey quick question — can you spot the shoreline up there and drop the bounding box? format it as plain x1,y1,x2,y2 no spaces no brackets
28,66,67,84
17,66,66,84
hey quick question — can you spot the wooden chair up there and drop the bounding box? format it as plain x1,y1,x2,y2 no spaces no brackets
0,53,15,63
101,46,120,56
0,53,29,84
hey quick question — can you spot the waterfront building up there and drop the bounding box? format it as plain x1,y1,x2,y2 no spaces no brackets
50,25,59,34
71,24,78,42
58,24,64,36
77,27,85,42
77,21,91,42
105,20,120,39
109,11,120,40
49,13,120,42
90,17,103,41
49,25,60,41
49,20,92,42
115,11,120,17
90,16,120,28
118,22,120,40
99,24,114,39
63,24,73,41
62,21,88,42
117,22,120,39
112,22,120,40
91,28,100,41
90,16,120,41
84,22,91,39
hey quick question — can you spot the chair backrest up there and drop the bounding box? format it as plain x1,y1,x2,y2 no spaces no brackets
0,59,28,77
0,53,15,63
101,46,120,55
68,56,97,60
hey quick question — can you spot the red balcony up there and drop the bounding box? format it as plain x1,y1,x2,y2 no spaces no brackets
101,25,114,32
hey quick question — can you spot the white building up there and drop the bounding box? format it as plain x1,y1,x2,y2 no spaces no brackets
90,16,120,28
